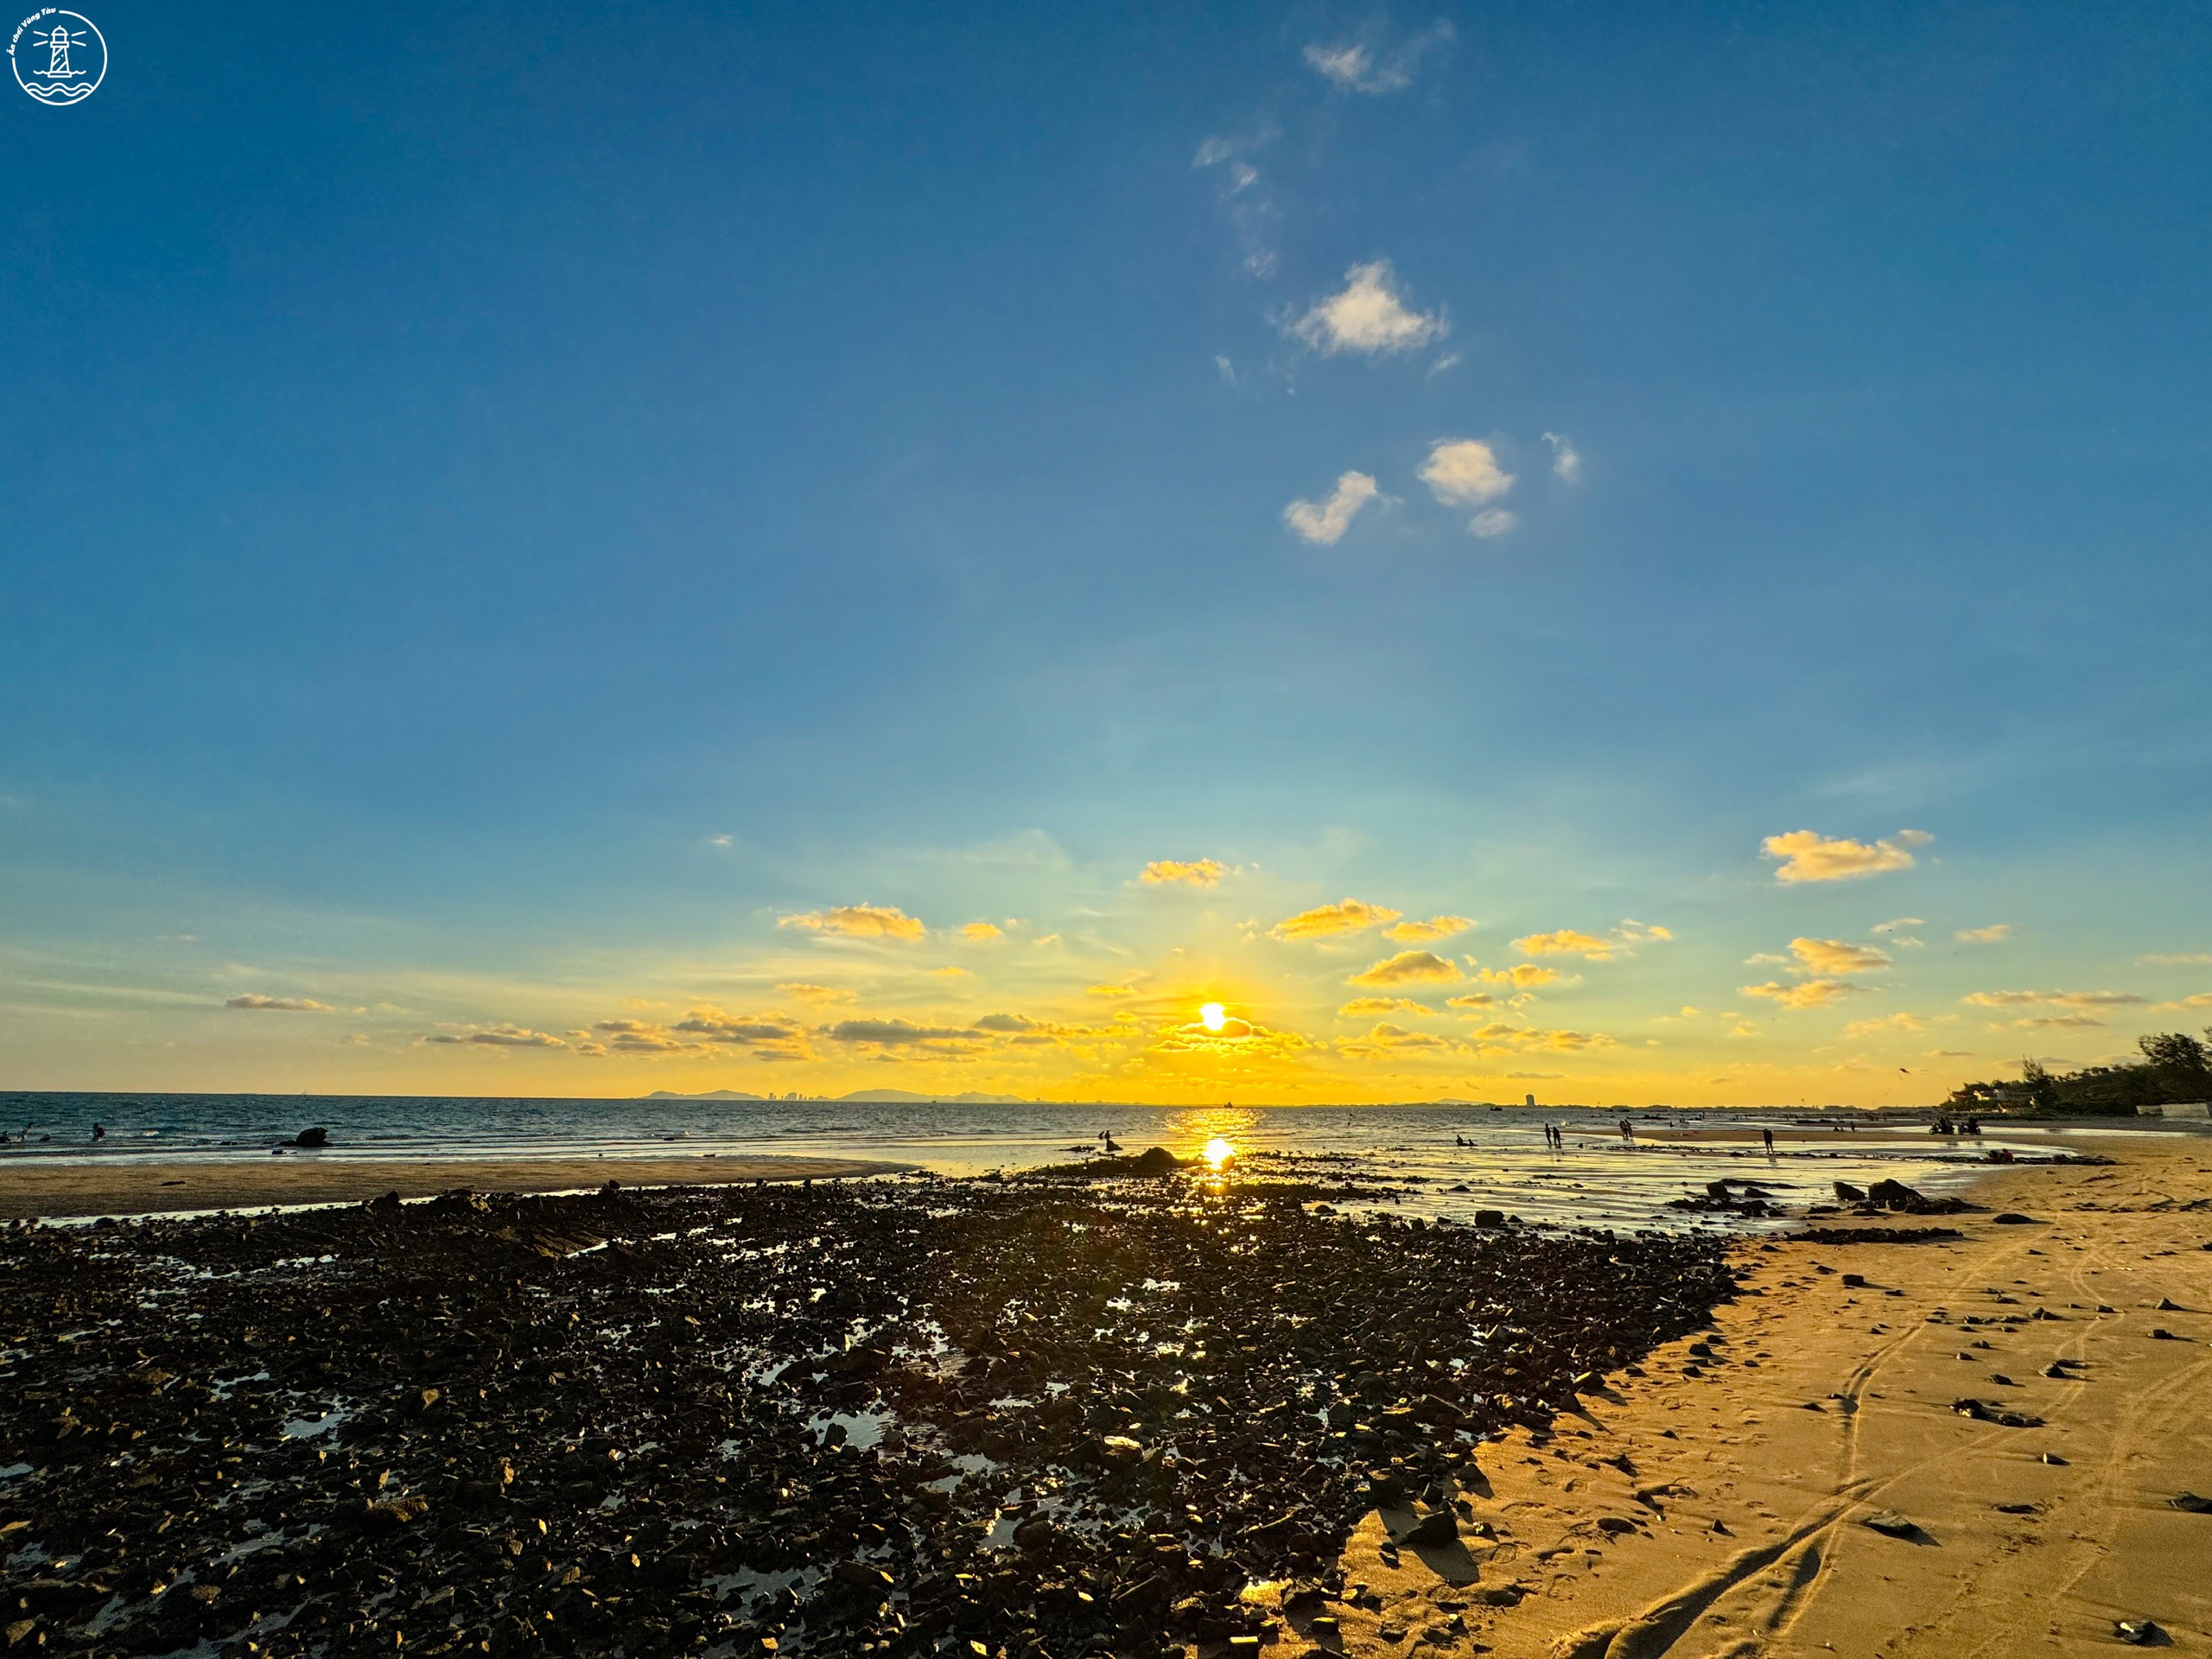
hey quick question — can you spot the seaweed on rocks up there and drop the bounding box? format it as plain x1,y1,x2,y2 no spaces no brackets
0,1175,1738,1658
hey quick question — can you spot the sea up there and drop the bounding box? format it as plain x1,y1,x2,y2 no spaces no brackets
0,1091,2153,1234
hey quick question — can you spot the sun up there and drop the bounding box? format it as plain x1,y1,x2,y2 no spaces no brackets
1198,1002,1228,1033
1203,1135,1235,1170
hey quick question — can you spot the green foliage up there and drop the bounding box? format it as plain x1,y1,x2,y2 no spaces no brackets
1948,1028,2212,1116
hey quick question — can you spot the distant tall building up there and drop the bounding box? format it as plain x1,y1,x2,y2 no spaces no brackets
1524,1093,1536,1109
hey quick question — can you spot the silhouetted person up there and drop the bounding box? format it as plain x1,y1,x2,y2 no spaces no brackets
1761,1127,1775,1155
92,1122,105,1141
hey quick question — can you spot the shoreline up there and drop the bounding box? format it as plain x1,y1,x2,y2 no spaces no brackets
1326,1135,2212,1656
0,1153,911,1220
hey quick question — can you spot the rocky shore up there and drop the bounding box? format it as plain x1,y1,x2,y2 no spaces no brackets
0,1166,1743,1657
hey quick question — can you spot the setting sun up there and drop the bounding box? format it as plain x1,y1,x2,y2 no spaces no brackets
1203,1135,1235,1169
1198,1002,1227,1033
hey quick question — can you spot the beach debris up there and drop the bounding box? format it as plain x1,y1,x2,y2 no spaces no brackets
1860,1179,1971,1216
1859,1510,1918,1538
1953,1397,2044,1427
2042,1452,2069,1465
2116,1618,2164,1645
2171,1492,2212,1514
0,1175,1743,1659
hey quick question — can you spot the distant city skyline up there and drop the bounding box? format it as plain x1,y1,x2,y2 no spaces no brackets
3,3,2209,1103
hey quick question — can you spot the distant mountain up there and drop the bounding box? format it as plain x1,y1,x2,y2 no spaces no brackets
645,1090,768,1101
835,1089,1033,1104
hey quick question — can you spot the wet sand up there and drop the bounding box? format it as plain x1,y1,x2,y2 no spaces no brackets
0,1153,908,1219
1329,1136,2212,1656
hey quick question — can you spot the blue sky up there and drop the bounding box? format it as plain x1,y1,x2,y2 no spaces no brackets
4,2,2209,1101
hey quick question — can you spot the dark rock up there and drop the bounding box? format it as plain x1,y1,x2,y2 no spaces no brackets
1400,1509,1457,1547
1834,1181,1866,1202
1860,1510,1917,1538
2171,1493,2212,1514
2117,1618,2164,1645
293,1127,330,1148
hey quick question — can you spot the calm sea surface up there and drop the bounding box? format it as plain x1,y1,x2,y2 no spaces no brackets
0,1092,2145,1233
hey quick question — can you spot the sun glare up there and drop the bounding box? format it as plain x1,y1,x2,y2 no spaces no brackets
1203,1135,1235,1169
1198,1002,1228,1032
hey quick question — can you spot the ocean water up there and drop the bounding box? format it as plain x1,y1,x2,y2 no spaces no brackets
0,1091,2132,1233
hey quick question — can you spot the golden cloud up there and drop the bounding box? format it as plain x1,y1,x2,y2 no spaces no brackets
1382,914,1473,944
1472,964,1563,988
1348,950,1462,987
1338,1021,1456,1058
779,904,927,940
1269,898,1402,940
1513,929,1616,960
960,922,1004,940
423,1025,566,1048
1140,858,1228,887
1338,996,1432,1018
1842,1013,1928,1038
1445,993,1497,1009
1087,983,1141,998
1740,978,1867,1010
1789,937,1891,976
1760,829,1931,884
1961,989,2147,1009
778,982,856,1005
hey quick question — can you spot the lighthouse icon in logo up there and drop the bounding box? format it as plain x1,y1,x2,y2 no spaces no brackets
11,9,106,105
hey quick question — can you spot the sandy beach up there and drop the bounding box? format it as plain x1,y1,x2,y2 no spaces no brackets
1325,1135,2212,1656
0,1153,909,1220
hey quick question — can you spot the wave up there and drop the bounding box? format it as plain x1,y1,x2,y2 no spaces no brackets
22,81,98,104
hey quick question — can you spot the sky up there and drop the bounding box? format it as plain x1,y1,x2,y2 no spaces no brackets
4,2,2210,1105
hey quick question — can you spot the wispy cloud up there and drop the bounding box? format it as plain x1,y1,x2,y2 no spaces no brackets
779,904,927,940
1842,1012,1927,1037
1760,829,1931,884
1962,989,2147,1009
1301,21,1453,94
778,982,856,1005
423,1025,566,1048
226,993,334,1013
1955,924,2013,944
1513,920,1669,962
2141,952,2212,966
1140,859,1227,887
1348,950,1461,987
1289,261,1447,357
1269,898,1402,940
1541,432,1582,483
1284,471,1379,544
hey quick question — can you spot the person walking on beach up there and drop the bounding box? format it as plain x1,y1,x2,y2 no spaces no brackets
1618,1117,1634,1146
1762,1126,1775,1155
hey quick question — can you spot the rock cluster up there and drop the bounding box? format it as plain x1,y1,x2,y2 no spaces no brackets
0,1172,1738,1657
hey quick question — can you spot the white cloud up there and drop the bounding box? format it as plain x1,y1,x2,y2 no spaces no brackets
1871,918,1925,934
1284,471,1379,544
1420,441,1515,526
226,993,334,1013
1290,261,1448,357
1760,829,1930,884
1842,1012,1927,1038
1955,924,2013,944
1300,21,1452,93
2141,952,2212,966
1541,432,1582,483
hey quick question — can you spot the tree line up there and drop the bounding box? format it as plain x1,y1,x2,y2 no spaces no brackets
1948,1029,2212,1115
